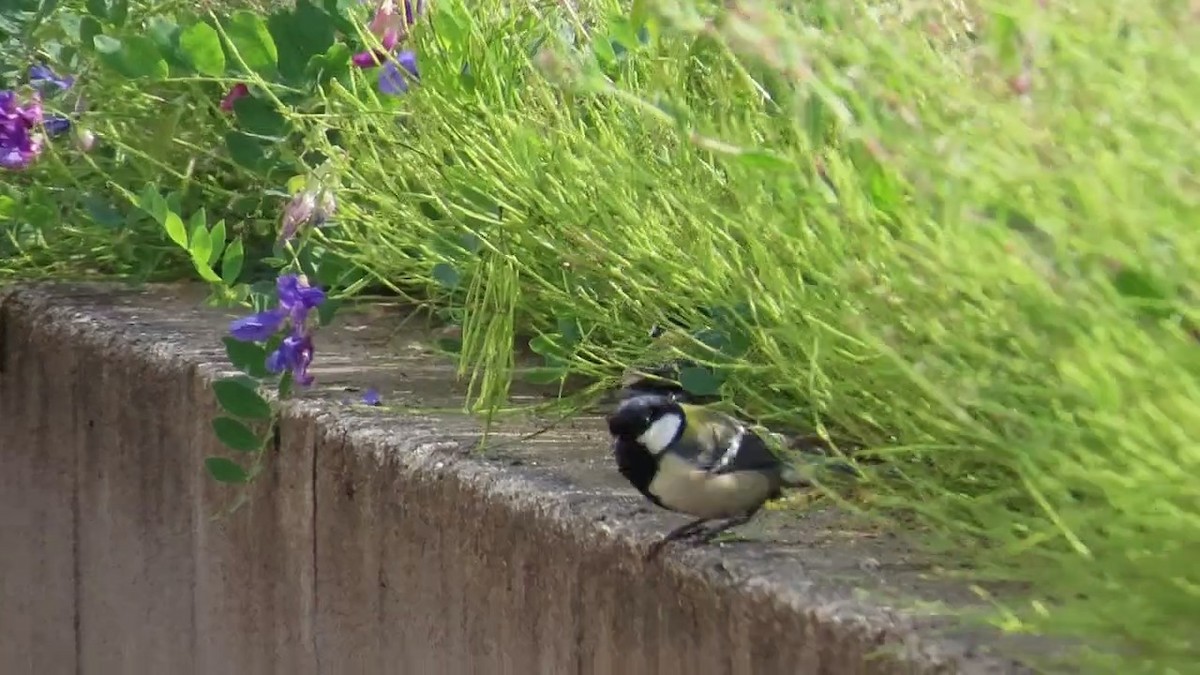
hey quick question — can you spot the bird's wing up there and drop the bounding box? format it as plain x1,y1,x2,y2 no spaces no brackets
674,404,735,467
707,427,782,476
680,405,782,475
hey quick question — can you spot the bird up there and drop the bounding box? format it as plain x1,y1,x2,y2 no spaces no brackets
606,392,836,559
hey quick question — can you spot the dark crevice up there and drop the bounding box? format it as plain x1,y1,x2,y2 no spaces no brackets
310,425,321,672
0,294,13,375
72,394,82,675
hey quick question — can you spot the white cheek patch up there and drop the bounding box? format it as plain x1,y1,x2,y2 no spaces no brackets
637,413,682,454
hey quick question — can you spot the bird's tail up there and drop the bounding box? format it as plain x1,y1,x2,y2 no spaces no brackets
779,455,863,489
761,429,864,488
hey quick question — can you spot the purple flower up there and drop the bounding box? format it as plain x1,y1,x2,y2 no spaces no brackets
266,334,316,386
362,388,382,406
29,64,75,93
44,116,71,136
1,91,44,171
275,274,326,327
28,65,82,140
379,51,419,96
228,274,327,386
229,307,288,341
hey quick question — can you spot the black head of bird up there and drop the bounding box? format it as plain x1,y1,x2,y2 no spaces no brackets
606,394,685,453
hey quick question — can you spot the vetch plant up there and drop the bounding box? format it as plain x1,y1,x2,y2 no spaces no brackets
207,273,330,487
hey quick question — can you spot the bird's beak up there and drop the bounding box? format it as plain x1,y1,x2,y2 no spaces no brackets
605,412,625,436
606,409,640,437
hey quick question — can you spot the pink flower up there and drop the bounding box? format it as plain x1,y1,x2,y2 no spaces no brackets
220,83,250,112
352,0,423,68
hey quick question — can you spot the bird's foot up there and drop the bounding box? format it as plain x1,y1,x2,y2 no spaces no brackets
692,513,756,546
644,514,759,560
644,517,709,561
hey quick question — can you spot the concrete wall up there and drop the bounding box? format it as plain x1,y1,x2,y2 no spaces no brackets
0,284,1027,675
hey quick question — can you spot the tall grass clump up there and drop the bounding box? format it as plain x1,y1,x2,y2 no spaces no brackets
309,0,1198,670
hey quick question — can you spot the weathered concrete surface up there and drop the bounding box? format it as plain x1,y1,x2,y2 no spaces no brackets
0,283,1038,675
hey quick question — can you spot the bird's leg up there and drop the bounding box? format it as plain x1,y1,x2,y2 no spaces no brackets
694,510,758,545
645,517,709,560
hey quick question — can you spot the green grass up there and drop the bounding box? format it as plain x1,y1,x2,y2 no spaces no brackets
313,1,1199,671
6,0,1200,671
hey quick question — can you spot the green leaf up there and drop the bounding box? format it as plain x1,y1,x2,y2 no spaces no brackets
223,337,270,377
162,211,187,249
192,260,222,283
137,183,163,218
86,0,107,19
212,377,272,419
459,232,483,254
122,36,170,78
417,199,446,220
232,96,288,137
225,131,267,170
435,337,463,354
93,33,120,54
528,334,566,359
1112,266,1173,320
222,237,245,284
188,208,211,259
306,43,351,85
278,370,294,399
208,219,227,267
212,417,262,452
79,16,103,51
556,316,582,346
204,457,249,483
592,35,616,65
678,366,725,397
147,16,184,65
224,11,278,76
37,0,62,24
222,336,269,375
94,35,168,78
317,298,341,326
431,262,460,289
81,195,123,228
432,5,469,51
179,22,225,76
459,185,501,229
269,0,336,83
107,0,127,26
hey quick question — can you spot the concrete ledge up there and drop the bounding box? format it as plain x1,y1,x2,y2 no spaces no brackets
0,283,1033,674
